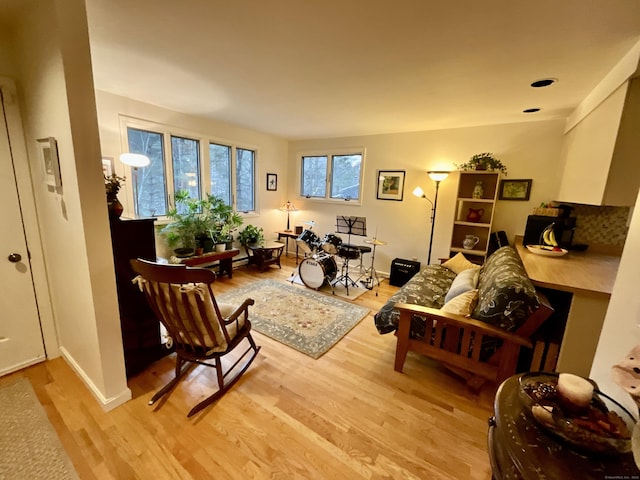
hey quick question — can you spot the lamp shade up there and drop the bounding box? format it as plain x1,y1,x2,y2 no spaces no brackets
427,171,450,182
412,186,425,198
279,201,297,212
120,153,150,168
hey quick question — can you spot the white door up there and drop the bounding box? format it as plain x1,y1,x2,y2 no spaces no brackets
0,92,46,376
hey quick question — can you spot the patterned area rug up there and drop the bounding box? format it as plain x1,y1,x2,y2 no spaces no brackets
0,377,79,479
288,273,369,300
218,280,369,358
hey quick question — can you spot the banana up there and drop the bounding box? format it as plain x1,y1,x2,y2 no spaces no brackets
541,224,558,247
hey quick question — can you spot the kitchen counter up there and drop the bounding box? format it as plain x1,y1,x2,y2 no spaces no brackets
515,236,621,377
514,236,620,295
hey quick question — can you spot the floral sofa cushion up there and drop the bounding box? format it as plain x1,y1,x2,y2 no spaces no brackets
373,264,456,335
472,246,540,332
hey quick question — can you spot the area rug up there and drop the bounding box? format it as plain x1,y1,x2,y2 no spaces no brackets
0,377,79,479
218,280,369,358
288,273,369,300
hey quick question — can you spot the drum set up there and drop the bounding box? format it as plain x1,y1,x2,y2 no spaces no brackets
293,228,386,296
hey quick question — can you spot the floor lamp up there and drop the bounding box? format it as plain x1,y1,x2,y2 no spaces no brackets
279,200,297,232
413,171,449,265
120,153,151,217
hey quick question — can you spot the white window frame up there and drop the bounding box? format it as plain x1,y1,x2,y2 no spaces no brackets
118,116,258,219
297,147,366,206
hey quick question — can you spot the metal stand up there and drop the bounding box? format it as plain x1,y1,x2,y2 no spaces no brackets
358,238,386,296
331,216,366,296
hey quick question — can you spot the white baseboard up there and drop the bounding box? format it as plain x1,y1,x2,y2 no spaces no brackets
59,346,131,412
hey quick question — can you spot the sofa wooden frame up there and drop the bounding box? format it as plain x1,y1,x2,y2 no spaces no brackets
393,290,553,390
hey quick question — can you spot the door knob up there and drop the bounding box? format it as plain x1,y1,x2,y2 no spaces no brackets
8,253,21,263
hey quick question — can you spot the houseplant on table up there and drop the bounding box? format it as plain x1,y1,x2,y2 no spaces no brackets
456,152,508,175
238,224,264,247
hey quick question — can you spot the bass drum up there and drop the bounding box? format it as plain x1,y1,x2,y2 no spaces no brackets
299,255,337,289
321,233,342,254
296,229,321,254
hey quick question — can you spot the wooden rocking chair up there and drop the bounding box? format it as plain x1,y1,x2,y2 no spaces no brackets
130,259,261,417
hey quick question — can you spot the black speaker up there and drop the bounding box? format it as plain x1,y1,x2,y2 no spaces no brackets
389,258,421,287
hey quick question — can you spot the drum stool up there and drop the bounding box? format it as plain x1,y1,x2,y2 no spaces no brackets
342,243,371,274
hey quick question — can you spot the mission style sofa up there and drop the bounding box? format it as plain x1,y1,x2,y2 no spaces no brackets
374,246,553,390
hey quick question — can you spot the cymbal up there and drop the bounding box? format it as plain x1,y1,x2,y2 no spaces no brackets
304,220,316,226
365,238,387,245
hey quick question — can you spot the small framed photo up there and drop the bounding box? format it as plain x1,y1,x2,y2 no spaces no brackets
266,173,277,191
377,170,405,201
102,157,114,177
38,137,61,189
499,179,532,201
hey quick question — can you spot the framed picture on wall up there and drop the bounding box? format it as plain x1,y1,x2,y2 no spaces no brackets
499,179,532,201
376,170,405,201
102,157,114,177
266,173,277,191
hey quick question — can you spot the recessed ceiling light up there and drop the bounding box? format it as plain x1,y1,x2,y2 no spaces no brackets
523,108,541,113
530,78,557,88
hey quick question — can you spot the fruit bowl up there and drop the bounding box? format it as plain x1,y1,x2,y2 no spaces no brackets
526,245,568,257
519,372,635,455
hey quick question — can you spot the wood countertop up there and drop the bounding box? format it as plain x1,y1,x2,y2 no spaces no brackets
514,236,620,296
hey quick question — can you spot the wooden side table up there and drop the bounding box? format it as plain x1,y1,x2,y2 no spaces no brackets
488,374,639,479
245,241,285,272
182,248,239,278
275,231,300,262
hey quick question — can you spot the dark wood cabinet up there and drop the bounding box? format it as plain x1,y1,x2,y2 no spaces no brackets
109,218,168,377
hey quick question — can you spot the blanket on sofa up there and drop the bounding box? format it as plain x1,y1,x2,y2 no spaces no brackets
374,264,456,334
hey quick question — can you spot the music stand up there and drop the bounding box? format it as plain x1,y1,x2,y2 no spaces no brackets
332,216,366,295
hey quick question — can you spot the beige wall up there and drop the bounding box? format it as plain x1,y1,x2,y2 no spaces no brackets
289,120,566,272
4,0,129,407
590,190,640,413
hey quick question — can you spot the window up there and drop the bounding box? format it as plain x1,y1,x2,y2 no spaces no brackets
124,122,256,217
127,127,167,217
300,150,364,202
209,143,231,205
171,135,200,203
236,148,255,212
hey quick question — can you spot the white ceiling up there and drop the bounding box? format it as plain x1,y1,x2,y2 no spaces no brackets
12,1,640,140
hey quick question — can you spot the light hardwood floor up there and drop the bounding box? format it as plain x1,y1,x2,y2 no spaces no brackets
7,255,497,479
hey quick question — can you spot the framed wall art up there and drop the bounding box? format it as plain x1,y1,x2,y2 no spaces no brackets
376,170,405,201
102,157,114,177
499,179,532,201
38,137,61,190
266,173,277,191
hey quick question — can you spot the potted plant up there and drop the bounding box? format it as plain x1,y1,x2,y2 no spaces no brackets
207,198,243,250
455,152,508,175
104,173,126,219
161,191,244,255
238,224,264,246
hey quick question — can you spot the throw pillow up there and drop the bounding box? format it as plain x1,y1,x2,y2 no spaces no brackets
444,267,480,303
441,289,479,317
442,252,479,274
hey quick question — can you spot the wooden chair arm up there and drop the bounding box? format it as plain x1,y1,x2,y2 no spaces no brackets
223,298,255,325
394,302,533,348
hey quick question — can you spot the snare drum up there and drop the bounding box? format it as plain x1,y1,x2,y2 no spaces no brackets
299,255,337,289
296,229,321,254
321,233,342,254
